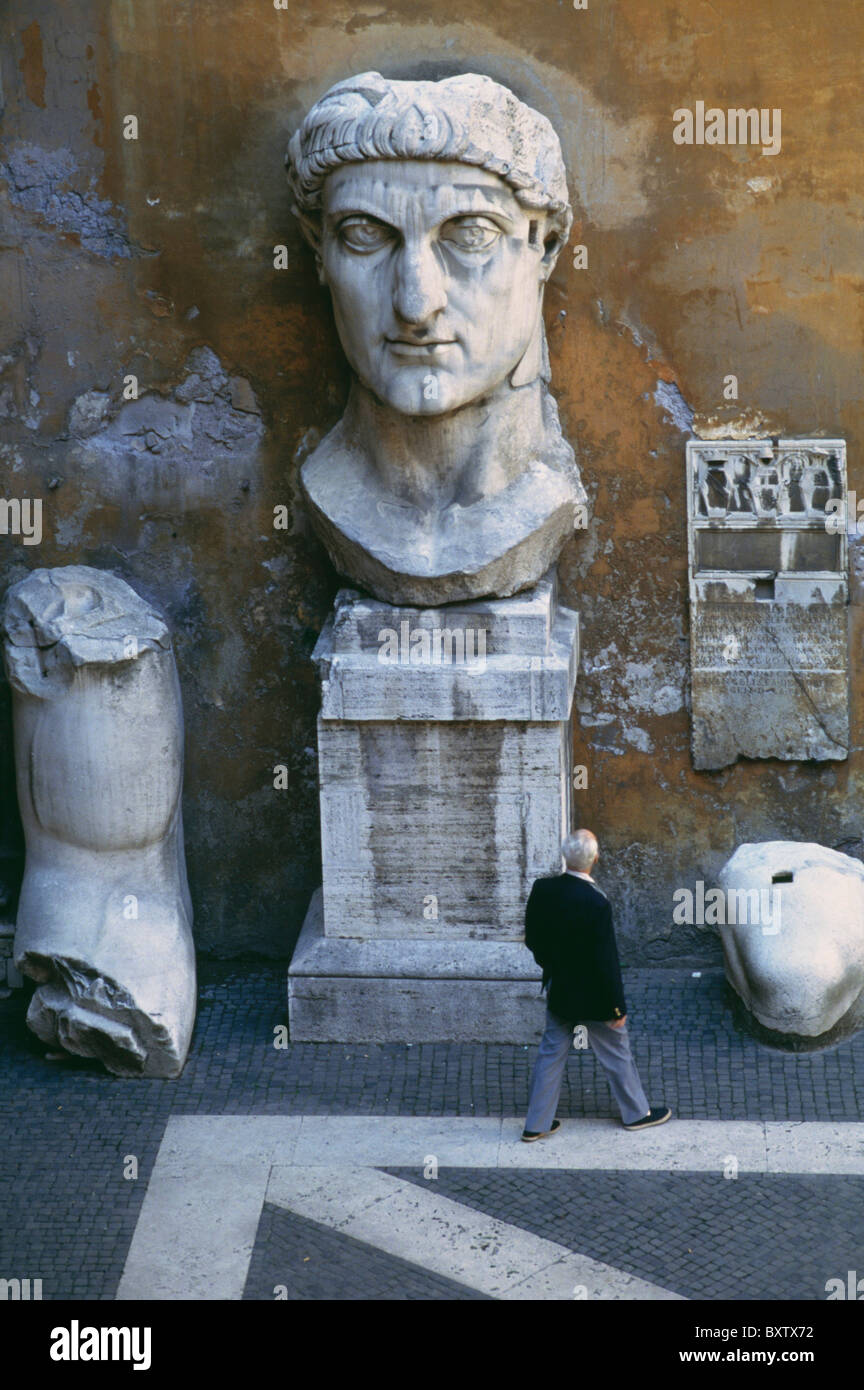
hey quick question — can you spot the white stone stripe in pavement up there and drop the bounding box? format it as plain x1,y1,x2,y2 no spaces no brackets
147,1114,864,1175
116,1116,864,1300
264,1165,683,1300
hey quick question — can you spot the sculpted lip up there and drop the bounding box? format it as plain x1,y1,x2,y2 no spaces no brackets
385,338,456,350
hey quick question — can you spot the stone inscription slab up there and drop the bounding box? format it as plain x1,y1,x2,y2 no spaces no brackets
686,439,848,770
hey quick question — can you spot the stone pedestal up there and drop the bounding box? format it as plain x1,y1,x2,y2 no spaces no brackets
288,572,579,1041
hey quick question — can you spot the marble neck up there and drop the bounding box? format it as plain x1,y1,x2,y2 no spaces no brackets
342,377,549,512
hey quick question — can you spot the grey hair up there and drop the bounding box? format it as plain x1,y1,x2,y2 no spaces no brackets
562,829,598,873
286,70,573,250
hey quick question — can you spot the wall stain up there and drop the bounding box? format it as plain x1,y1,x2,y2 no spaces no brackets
19,21,47,109
87,81,102,135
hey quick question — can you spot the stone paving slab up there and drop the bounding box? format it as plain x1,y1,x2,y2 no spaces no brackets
290,1115,499,1167
155,1115,303,1176
764,1121,864,1174
117,1161,271,1302
149,1114,864,1176
498,1119,769,1171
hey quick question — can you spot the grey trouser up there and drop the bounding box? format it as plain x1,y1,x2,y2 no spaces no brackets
524,1007,650,1131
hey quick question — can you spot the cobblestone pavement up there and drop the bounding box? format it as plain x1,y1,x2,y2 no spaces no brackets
1,963,863,1300
243,1204,492,1301
384,1169,864,1302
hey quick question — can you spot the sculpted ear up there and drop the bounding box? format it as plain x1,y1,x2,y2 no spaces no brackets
540,231,564,279
537,206,572,282
293,206,326,284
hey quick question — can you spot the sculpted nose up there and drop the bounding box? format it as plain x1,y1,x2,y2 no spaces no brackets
392,242,447,326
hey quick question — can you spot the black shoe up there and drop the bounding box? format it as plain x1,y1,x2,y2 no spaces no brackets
521,1119,562,1143
623,1106,672,1131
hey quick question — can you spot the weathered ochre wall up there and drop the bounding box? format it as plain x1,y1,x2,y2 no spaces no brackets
1,0,862,963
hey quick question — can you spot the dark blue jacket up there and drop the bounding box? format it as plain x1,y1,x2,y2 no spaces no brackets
524,872,627,1024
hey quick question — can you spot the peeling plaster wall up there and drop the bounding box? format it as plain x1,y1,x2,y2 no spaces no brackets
1,0,863,964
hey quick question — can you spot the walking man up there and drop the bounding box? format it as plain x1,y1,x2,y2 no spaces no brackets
522,829,671,1141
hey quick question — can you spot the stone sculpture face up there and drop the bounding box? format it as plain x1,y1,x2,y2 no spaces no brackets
320,159,557,417
287,71,586,605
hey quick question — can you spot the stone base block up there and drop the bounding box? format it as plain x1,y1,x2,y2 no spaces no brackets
313,571,579,942
288,891,545,1043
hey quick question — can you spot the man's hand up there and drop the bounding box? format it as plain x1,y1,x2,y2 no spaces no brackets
608,1015,627,1029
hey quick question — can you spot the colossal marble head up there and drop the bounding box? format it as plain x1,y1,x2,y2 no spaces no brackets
287,72,586,606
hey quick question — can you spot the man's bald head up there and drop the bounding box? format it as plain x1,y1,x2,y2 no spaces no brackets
562,829,598,873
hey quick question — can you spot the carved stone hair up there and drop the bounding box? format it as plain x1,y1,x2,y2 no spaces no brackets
286,70,573,249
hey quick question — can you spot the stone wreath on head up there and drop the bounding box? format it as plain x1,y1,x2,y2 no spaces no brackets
286,70,574,259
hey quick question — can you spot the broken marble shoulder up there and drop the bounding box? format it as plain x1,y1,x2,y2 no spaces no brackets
1,566,196,1078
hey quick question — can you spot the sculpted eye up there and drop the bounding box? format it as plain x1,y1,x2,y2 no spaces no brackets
337,217,393,253
440,216,502,251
